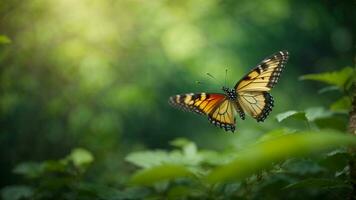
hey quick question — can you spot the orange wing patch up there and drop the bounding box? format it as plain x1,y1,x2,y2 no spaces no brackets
169,93,236,132
169,51,289,132
208,99,236,131
169,93,226,115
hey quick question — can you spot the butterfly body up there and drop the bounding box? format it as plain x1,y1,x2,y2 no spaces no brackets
222,86,237,100
169,51,289,132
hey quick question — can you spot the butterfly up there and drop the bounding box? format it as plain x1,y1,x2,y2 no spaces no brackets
169,51,289,132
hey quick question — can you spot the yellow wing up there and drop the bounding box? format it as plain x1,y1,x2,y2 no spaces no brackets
208,99,236,132
169,93,236,132
234,51,288,122
169,93,226,115
237,92,274,122
235,51,289,92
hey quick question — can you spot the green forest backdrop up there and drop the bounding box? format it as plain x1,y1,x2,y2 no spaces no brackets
1,0,355,199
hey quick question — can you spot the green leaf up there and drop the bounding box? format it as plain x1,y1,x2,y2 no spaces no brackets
1,185,33,200
256,128,295,143
76,183,150,200
330,96,352,112
325,148,348,157
126,149,202,169
276,110,307,122
66,148,94,167
170,138,193,148
304,107,333,121
41,160,67,173
182,142,197,157
0,35,11,44
170,138,198,158
284,178,350,189
205,131,356,184
129,164,193,185
167,185,203,199
276,107,333,123
318,86,340,94
12,162,43,178
199,150,236,166
314,116,347,131
299,67,354,88
320,148,350,176
126,150,174,168
167,185,191,199
281,159,325,175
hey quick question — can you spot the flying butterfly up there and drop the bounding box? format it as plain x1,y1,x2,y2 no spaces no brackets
169,51,289,132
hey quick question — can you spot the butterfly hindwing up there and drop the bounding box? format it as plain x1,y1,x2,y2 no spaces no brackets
169,93,236,131
235,51,289,92
208,99,236,131
169,50,289,132
237,92,274,122
234,50,288,122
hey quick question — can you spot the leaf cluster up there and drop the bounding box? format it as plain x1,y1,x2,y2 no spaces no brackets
2,67,356,199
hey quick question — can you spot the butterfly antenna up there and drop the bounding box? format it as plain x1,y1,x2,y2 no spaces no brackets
206,72,224,87
224,68,228,88
206,73,218,84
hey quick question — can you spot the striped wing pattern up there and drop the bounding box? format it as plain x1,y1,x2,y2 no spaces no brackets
235,51,289,92
169,50,289,132
237,92,274,122
207,99,236,131
234,51,288,122
169,93,236,131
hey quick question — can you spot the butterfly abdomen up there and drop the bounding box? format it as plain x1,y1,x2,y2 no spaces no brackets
169,50,288,132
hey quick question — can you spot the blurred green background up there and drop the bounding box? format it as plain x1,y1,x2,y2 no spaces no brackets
0,0,354,191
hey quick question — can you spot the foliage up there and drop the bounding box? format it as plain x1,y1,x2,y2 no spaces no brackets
300,67,355,90
2,82,355,194
2,148,93,199
206,131,356,183
120,66,355,199
1,0,355,199
0,35,11,44
3,65,356,199
123,131,355,199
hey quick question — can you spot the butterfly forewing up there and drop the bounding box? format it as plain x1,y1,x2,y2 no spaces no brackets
169,93,225,115
235,51,289,92
169,93,236,131
169,50,289,131
234,51,288,122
